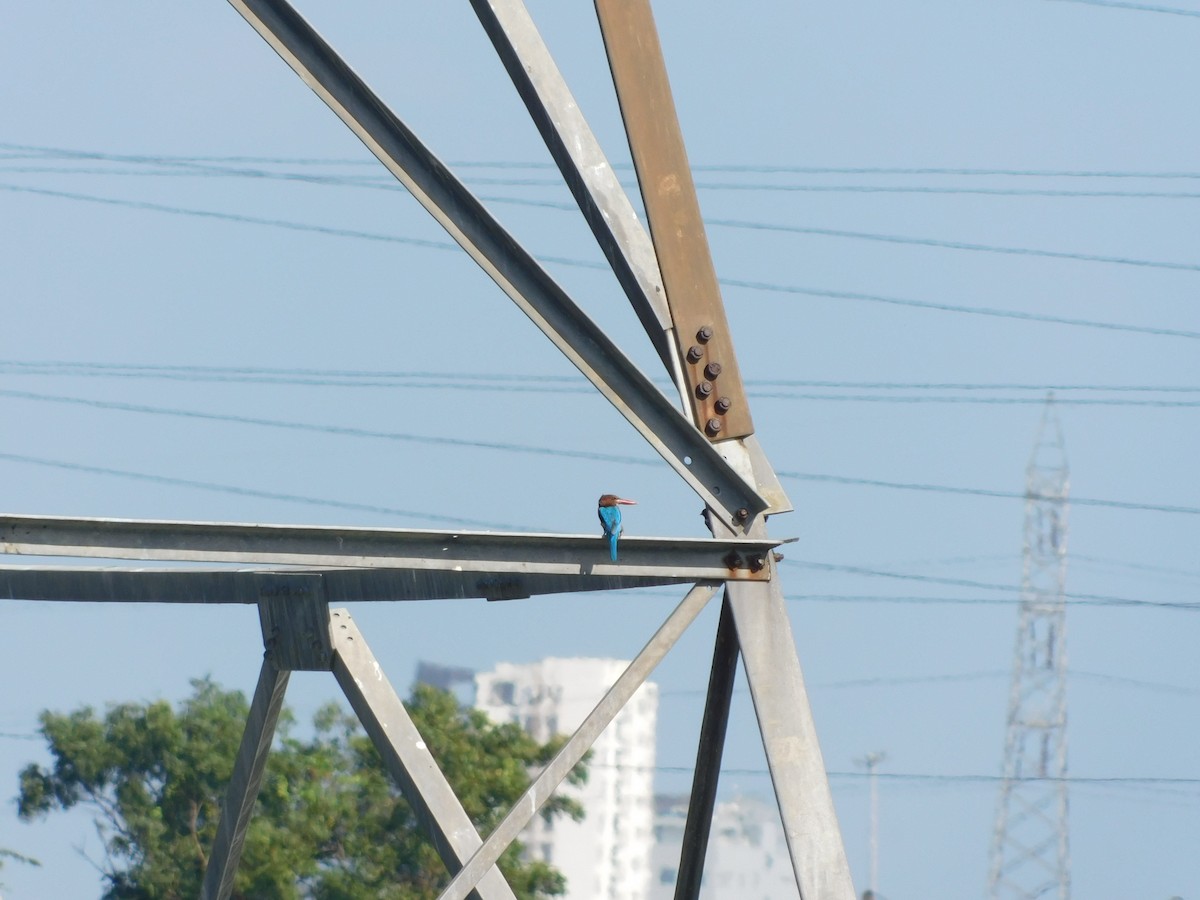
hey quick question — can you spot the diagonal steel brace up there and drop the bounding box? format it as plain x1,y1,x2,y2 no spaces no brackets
224,0,767,531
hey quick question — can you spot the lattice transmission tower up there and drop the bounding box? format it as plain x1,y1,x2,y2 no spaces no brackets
988,397,1071,900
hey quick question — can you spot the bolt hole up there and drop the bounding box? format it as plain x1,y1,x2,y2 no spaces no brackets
683,456,692,465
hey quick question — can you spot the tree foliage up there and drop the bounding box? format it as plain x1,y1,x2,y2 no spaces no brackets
17,679,585,900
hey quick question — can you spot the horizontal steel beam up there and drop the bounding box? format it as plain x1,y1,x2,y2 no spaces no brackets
0,565,710,604
224,0,768,531
0,513,780,579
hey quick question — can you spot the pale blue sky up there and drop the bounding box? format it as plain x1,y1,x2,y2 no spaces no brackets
2,1,1198,897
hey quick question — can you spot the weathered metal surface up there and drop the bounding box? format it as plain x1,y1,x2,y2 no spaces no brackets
0,564,713,604
727,566,856,899
0,565,707,604
223,0,766,531
675,594,738,900
436,582,719,900
258,588,334,670
201,657,290,900
594,0,754,441
469,0,685,395
331,609,515,900
0,514,778,579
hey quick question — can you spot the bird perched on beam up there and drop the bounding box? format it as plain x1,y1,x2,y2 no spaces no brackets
597,494,637,562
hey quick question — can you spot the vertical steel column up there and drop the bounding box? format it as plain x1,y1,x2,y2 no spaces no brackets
330,609,517,900
727,564,855,900
201,657,290,900
674,593,738,900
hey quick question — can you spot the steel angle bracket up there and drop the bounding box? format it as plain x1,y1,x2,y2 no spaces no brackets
224,0,767,531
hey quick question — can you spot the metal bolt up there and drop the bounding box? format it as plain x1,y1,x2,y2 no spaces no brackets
748,554,766,572
696,325,714,343
686,345,704,364
735,507,750,522
704,361,723,380
723,550,744,570
705,417,723,436
715,396,732,414
695,380,713,399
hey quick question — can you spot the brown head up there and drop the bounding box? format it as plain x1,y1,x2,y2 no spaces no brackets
598,494,637,507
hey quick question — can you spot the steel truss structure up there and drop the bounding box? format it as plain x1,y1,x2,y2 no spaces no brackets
3,2,855,897
988,400,1071,899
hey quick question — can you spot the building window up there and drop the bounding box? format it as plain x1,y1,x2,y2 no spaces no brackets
490,681,515,705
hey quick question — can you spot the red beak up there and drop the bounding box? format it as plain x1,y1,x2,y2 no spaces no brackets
615,498,637,505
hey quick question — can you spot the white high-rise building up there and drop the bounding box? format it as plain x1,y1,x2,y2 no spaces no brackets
475,658,658,900
648,794,799,900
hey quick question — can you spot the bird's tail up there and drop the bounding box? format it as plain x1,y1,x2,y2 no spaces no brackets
608,533,619,562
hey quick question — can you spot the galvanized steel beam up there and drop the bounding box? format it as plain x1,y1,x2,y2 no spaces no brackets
468,0,686,396
727,566,856,899
201,655,291,900
675,594,738,900
436,582,719,900
0,565,700,604
224,0,766,531
0,514,779,579
331,609,516,900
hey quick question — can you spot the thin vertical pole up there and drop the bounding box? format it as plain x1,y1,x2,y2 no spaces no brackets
855,751,886,898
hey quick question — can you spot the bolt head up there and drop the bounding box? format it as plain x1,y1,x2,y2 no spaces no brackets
715,396,732,414
704,362,723,380
686,345,704,363
696,325,714,343
696,380,713,398
705,417,723,436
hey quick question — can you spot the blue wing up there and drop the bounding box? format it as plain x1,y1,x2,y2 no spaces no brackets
598,505,623,561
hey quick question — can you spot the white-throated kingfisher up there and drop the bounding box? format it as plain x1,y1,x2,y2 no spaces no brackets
597,494,637,561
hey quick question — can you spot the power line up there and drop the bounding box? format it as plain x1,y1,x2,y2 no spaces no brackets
723,279,1200,340
12,168,1200,281
709,216,1200,273
774,469,1200,516
17,158,1200,202
9,143,1200,180
781,561,1199,610
5,362,1198,396
6,366,1200,403
5,182,1196,341
0,452,537,531
4,387,1196,518
1048,0,1200,16
0,388,644,467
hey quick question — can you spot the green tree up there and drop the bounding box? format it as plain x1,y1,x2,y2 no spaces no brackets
17,679,584,900
0,846,41,889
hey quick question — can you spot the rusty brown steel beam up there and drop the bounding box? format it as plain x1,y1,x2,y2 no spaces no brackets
594,0,754,442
